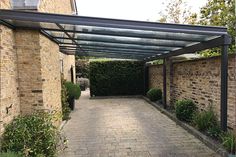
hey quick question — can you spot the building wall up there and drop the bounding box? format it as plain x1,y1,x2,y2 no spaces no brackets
149,65,163,91
40,34,62,112
39,0,76,83
0,0,75,133
39,0,74,14
148,55,236,129
15,30,44,114
60,53,76,82
0,0,21,133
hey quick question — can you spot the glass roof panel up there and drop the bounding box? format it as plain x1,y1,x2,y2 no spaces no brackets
0,9,227,61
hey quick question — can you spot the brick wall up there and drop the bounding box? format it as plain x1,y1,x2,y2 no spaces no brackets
39,0,74,14
39,0,76,83
0,0,75,133
60,53,76,82
148,55,236,129
40,34,62,112
0,0,21,134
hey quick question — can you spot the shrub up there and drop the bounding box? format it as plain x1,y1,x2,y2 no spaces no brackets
61,79,71,120
146,88,162,101
75,59,90,78
77,78,89,91
90,61,144,96
175,99,197,122
221,131,236,154
0,151,22,157
193,107,218,131
1,112,60,157
207,124,221,139
64,82,81,99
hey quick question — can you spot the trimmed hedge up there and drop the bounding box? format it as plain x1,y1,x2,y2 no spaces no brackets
175,99,197,122
64,82,81,99
90,61,144,96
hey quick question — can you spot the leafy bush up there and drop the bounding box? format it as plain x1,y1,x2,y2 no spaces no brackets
61,79,71,120
175,99,197,122
77,78,89,91
1,112,60,157
146,88,162,101
207,124,221,139
193,107,218,131
64,82,81,99
75,59,89,78
90,61,144,96
221,131,236,154
0,151,21,157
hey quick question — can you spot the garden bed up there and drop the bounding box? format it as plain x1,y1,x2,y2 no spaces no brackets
143,96,229,157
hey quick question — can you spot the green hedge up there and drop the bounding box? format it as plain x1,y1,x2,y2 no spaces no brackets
90,61,144,96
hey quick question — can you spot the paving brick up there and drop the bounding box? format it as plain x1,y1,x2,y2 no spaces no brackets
59,90,220,157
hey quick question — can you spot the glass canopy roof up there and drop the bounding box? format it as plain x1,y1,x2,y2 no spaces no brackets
0,9,231,60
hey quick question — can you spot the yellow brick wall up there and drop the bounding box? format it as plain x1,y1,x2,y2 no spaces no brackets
39,0,76,83
0,0,75,134
15,30,43,114
39,0,74,14
149,55,236,129
0,0,20,134
40,34,62,113
60,52,76,82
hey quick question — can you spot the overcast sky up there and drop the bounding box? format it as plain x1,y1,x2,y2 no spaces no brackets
76,0,207,22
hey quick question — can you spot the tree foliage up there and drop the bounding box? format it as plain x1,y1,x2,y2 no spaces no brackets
158,0,197,24
199,0,235,56
158,0,235,57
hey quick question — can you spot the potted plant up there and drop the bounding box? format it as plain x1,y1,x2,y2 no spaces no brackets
64,81,81,110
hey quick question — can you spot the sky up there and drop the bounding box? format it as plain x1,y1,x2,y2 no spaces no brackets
76,0,207,22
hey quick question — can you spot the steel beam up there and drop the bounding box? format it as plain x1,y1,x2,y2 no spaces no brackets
56,24,84,51
77,52,143,60
60,42,177,51
0,9,227,35
52,29,211,42
76,50,149,57
41,29,62,44
61,48,156,56
144,36,225,61
62,40,185,48
54,35,188,47
76,49,147,56
0,20,15,29
163,59,167,109
220,35,231,131
143,64,149,95
61,46,163,54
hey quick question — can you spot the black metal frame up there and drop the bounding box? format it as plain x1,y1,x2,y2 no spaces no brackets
163,59,167,109
0,9,229,60
0,9,231,131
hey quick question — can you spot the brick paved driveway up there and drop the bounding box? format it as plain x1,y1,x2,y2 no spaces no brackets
59,90,220,157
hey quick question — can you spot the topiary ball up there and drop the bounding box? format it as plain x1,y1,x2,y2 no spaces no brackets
146,88,162,102
64,82,81,100
175,99,197,122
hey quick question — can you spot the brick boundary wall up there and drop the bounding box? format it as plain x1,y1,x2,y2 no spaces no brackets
148,54,236,129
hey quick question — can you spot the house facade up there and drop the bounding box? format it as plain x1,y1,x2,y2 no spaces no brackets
0,0,76,133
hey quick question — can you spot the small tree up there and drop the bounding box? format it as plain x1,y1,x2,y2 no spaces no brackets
199,0,235,56
158,0,197,24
